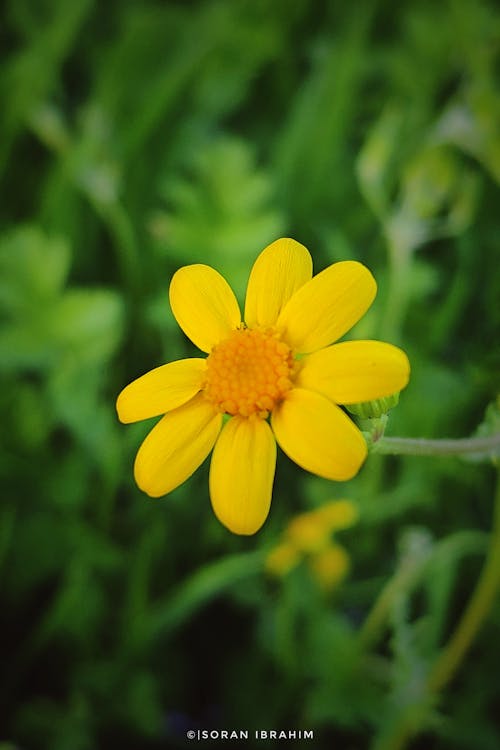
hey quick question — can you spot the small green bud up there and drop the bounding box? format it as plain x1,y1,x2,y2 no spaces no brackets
346,391,400,419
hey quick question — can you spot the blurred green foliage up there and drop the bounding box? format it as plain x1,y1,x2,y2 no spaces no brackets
1,1,499,748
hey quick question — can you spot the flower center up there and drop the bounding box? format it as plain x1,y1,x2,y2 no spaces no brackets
204,326,295,418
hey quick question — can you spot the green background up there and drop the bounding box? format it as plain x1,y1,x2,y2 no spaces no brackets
1,1,499,748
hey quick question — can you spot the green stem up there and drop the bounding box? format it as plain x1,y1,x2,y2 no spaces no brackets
374,471,500,750
99,201,141,297
428,472,500,692
373,433,500,458
380,238,412,343
359,560,426,650
359,532,487,653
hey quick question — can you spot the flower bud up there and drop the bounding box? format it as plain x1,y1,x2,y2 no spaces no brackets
346,391,400,419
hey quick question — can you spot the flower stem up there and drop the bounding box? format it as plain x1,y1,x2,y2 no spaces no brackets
380,239,412,343
427,471,500,692
359,557,427,650
372,470,500,750
372,433,500,458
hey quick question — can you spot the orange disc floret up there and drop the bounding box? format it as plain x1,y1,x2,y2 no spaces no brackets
204,326,295,418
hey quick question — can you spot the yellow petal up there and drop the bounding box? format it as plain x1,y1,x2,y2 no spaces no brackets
297,340,410,403
277,260,377,353
312,500,359,531
286,512,331,552
271,388,367,481
244,238,313,328
116,358,207,423
169,264,241,353
265,542,300,577
134,393,222,497
209,416,276,535
308,544,350,591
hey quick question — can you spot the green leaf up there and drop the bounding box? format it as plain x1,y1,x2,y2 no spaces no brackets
48,288,124,364
153,135,284,299
132,551,264,651
0,225,70,315
356,105,406,218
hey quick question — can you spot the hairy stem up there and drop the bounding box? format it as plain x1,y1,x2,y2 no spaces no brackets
373,471,500,750
373,433,500,458
428,472,500,691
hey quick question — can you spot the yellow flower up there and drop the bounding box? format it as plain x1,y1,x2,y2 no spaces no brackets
286,499,359,553
116,238,410,535
265,500,358,591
